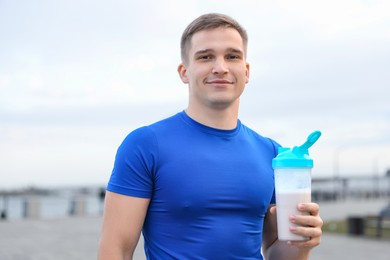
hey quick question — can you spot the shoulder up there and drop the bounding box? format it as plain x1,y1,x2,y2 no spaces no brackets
120,126,156,151
147,112,185,132
240,123,281,155
122,112,182,144
117,112,184,155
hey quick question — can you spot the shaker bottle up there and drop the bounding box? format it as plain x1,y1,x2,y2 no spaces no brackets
272,130,321,241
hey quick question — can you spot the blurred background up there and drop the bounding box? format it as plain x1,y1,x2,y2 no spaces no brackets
0,0,389,218
1,1,390,259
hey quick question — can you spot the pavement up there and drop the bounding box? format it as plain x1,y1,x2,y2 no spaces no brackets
0,198,389,260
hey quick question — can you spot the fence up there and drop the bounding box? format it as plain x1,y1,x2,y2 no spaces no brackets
0,188,105,221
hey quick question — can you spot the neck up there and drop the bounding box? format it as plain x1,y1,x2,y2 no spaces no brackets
185,102,240,130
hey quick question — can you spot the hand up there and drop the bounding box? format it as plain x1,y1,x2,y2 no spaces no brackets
287,202,323,249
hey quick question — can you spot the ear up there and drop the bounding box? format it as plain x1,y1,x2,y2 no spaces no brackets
245,62,250,84
177,63,189,83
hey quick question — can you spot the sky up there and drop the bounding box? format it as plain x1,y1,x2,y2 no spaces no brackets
1,0,389,189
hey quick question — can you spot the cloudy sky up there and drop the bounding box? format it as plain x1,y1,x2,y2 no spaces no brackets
1,0,389,189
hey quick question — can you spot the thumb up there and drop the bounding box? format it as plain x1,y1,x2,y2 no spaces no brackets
269,205,277,215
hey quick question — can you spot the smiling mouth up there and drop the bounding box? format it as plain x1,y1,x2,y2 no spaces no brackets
206,79,233,85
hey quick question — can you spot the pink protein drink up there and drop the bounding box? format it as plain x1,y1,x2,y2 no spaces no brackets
272,131,321,241
275,189,311,241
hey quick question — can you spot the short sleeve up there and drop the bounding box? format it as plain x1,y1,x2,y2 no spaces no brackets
107,126,158,198
267,137,280,205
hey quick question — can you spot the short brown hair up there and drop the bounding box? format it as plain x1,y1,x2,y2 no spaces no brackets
180,13,248,63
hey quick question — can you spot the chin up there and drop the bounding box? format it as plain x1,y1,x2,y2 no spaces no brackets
208,99,237,109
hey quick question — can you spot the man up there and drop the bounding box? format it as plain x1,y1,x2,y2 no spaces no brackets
98,13,322,259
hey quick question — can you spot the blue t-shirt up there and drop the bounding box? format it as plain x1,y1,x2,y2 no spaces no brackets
107,111,279,259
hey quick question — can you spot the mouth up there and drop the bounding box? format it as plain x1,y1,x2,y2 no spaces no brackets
205,79,233,85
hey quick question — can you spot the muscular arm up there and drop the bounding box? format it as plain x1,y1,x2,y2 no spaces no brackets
98,191,150,260
262,203,323,260
262,204,295,260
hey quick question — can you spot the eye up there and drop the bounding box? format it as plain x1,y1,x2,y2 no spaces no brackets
227,55,240,60
198,55,212,60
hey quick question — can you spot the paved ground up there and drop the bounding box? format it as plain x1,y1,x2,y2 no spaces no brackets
0,198,389,259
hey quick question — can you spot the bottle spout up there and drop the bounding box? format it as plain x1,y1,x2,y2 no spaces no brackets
273,130,322,169
298,130,322,151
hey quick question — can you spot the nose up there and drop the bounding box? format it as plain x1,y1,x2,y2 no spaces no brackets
212,58,228,74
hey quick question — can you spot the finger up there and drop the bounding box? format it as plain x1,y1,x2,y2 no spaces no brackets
288,226,322,248
288,235,321,248
290,224,323,238
297,202,320,216
290,214,324,228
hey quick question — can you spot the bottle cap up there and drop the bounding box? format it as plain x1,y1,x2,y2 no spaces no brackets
272,131,321,168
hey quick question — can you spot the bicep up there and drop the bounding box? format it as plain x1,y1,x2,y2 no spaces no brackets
98,191,150,260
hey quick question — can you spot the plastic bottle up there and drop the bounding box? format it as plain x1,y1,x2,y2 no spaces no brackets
272,130,322,241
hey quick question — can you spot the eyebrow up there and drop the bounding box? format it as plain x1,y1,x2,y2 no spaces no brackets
194,48,244,56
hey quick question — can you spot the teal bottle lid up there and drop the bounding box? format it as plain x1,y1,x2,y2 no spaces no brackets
272,131,322,168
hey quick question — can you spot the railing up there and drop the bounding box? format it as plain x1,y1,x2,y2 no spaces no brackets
0,191,105,221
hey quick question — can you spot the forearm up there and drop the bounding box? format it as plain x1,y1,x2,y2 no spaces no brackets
264,240,311,260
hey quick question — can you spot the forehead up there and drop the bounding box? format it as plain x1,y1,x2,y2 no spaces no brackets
188,27,245,55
